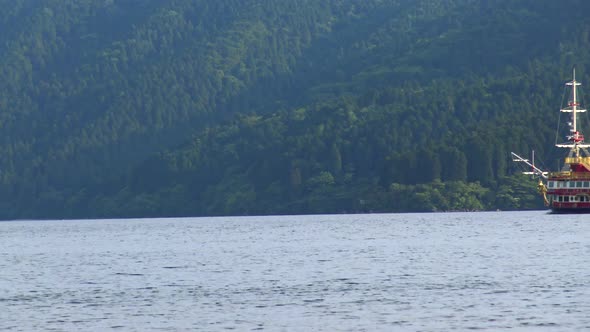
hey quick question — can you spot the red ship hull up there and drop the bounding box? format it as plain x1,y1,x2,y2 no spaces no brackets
551,205,590,213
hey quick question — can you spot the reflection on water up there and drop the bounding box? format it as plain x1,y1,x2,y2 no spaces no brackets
2,211,590,331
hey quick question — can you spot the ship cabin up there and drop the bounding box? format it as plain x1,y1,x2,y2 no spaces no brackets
545,156,590,210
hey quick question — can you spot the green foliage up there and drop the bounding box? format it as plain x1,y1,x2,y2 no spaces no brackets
495,175,545,210
389,181,490,212
0,0,584,218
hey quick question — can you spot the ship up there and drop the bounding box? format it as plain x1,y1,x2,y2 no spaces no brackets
512,68,590,213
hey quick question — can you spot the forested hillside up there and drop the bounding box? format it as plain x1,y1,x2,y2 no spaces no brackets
1,0,589,219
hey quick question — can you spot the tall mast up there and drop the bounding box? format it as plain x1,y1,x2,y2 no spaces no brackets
573,68,577,135
556,67,589,155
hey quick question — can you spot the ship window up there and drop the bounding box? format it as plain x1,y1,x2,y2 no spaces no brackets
559,196,564,202
585,182,590,188
569,181,575,188
548,181,555,188
565,196,570,202
577,181,583,188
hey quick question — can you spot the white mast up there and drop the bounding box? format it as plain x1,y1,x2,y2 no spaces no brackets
571,67,579,157
555,67,590,154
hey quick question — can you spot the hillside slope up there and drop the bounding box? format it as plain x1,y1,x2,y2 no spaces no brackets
1,0,590,218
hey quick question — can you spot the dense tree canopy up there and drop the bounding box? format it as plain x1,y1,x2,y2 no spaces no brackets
1,0,589,219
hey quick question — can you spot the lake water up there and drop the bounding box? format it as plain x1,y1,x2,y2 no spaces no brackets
2,211,590,331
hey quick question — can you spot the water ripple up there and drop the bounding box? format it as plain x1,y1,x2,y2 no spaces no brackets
1,211,590,331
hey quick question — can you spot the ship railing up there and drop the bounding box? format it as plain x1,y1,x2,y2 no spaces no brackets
548,171,590,179
565,156,590,165
547,189,590,194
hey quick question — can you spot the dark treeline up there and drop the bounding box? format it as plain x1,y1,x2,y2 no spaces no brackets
0,0,589,218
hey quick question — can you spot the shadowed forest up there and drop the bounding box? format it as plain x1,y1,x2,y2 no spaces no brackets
2,0,590,218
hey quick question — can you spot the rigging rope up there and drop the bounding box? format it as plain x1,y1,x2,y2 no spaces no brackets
554,85,566,146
